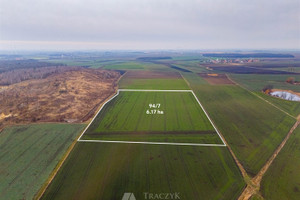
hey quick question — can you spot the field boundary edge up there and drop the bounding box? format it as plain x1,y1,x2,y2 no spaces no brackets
78,89,226,147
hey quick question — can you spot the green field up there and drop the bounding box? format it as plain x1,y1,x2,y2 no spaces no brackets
171,62,210,73
230,74,300,117
230,74,300,93
0,123,84,200
182,73,296,175
255,92,300,117
103,62,146,70
102,62,168,71
118,68,190,89
5,52,300,200
83,91,222,144
119,78,189,89
260,126,300,200
41,143,245,200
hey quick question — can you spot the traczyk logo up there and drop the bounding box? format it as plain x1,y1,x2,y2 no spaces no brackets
144,192,180,199
122,193,136,200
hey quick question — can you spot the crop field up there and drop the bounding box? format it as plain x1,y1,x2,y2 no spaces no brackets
0,123,84,200
255,92,300,118
210,65,298,74
171,62,210,73
198,73,235,85
19,53,300,200
182,72,296,175
260,126,300,200
82,90,222,144
41,143,245,200
119,70,189,89
230,74,300,93
102,61,168,71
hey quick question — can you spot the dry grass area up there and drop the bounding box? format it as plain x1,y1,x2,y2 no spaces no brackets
0,68,120,128
198,73,235,85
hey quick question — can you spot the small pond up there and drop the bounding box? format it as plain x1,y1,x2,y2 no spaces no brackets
270,91,300,102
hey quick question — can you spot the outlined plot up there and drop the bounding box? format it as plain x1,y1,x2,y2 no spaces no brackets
78,89,226,147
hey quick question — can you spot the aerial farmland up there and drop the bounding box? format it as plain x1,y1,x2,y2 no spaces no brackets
2,50,297,200
1,0,299,199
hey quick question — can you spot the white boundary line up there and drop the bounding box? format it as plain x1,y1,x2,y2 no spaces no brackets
79,140,226,147
78,89,226,147
190,91,227,146
77,91,120,141
118,89,192,92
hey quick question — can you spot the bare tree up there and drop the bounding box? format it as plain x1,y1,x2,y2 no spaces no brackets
286,77,295,84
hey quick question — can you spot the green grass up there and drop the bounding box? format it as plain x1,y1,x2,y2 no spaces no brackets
170,56,203,61
173,61,210,73
182,72,296,175
230,74,300,117
83,91,221,144
260,126,300,200
103,62,146,70
119,78,189,89
266,67,299,73
230,74,300,93
41,143,245,200
118,68,190,89
0,123,85,200
102,62,168,71
255,92,300,117
83,134,222,144
250,194,264,200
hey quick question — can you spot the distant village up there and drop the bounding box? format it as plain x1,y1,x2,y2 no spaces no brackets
209,58,260,64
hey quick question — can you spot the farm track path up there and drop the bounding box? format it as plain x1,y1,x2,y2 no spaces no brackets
225,74,300,199
238,120,299,200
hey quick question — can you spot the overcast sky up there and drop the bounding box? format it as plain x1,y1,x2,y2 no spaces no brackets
0,0,299,50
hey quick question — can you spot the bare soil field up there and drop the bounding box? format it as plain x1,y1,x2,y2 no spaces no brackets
124,70,182,79
0,68,120,128
198,73,235,85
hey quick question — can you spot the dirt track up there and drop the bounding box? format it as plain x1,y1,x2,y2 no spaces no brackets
226,74,300,199
238,120,300,200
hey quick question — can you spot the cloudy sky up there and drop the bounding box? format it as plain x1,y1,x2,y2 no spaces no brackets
0,0,299,50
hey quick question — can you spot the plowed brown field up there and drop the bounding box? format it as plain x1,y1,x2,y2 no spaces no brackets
198,73,235,85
